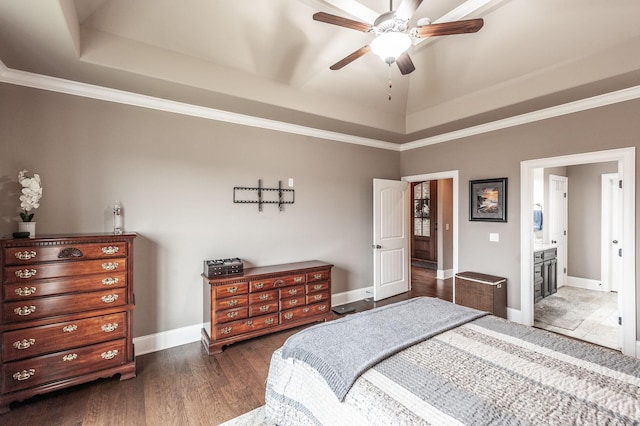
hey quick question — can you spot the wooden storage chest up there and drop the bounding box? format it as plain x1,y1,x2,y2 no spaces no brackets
454,271,507,319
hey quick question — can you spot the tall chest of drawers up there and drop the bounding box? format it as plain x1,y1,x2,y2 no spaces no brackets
202,260,333,354
0,233,136,413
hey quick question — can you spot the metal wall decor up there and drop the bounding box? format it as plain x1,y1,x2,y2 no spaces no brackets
233,179,295,211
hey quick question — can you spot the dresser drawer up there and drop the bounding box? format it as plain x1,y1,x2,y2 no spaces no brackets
280,302,330,323
279,285,305,299
279,295,306,310
248,290,278,304
2,339,126,393
214,295,248,311
250,274,306,292
4,242,127,266
214,282,248,298
214,307,248,324
306,291,330,304
306,281,329,293
213,314,278,340
248,301,279,316
307,270,330,282
5,259,127,284
3,271,127,301
2,312,126,362
3,288,127,323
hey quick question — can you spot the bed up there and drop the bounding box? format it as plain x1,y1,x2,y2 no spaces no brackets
265,297,640,425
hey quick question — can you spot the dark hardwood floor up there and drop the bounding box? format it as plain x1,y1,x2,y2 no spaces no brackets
2,267,450,425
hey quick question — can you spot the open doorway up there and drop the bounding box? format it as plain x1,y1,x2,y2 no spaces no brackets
520,148,636,357
403,171,458,285
532,164,620,350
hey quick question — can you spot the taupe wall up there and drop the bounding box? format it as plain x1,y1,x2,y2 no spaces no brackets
400,97,640,334
567,162,618,281
0,83,399,337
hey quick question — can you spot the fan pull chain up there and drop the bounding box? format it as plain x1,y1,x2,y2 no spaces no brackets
388,63,393,101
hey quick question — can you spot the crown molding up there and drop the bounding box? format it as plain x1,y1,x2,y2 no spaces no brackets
2,59,639,153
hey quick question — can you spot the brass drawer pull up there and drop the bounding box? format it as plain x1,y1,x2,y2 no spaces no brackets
227,286,239,294
101,246,119,255
254,282,264,290
13,338,36,350
220,327,233,335
13,369,35,381
294,276,303,283
259,294,269,301
288,299,298,306
14,306,36,316
265,318,275,325
102,277,119,286
318,305,328,311
303,308,310,313
101,262,119,271
15,286,37,296
259,305,270,312
313,294,322,301
245,320,253,326
63,353,78,362
101,294,119,303
101,323,118,333
63,324,78,333
313,284,323,290
227,299,239,307
15,269,37,279
313,273,323,279
14,250,36,260
101,350,118,360
288,289,298,295
227,311,239,319
274,279,285,287
284,313,294,320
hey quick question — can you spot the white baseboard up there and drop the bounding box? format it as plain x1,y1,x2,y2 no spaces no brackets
506,307,522,323
566,276,604,291
331,286,373,306
437,268,454,280
133,324,202,356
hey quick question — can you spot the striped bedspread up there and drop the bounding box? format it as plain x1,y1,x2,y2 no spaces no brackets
265,314,640,425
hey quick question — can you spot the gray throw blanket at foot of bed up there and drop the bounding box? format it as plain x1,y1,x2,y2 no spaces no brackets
281,297,487,401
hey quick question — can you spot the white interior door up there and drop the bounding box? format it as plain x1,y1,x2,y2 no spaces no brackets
373,179,410,301
602,173,622,293
548,175,568,287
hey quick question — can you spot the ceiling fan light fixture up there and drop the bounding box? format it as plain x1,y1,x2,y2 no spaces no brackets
370,31,411,64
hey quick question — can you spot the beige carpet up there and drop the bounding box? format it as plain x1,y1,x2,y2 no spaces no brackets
219,406,272,426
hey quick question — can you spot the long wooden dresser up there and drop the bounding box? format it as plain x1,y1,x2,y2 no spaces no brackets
0,233,136,413
202,260,333,354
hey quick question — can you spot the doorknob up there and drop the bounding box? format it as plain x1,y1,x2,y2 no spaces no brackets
551,240,557,244
612,240,618,244
372,245,382,249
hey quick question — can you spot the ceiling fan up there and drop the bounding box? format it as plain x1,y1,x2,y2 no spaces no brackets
313,0,484,75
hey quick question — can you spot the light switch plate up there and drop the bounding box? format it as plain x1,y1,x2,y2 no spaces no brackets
489,233,499,242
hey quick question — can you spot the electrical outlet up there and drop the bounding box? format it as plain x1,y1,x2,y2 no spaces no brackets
489,233,499,242
288,178,294,187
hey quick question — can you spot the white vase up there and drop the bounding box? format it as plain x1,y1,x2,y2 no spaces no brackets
18,221,36,238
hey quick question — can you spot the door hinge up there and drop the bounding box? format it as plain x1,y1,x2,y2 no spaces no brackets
619,248,622,257
564,192,567,198
619,180,622,189
564,230,566,236
618,316,622,326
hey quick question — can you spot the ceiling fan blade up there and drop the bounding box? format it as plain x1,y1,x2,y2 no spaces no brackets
395,0,423,21
396,52,415,75
330,45,371,70
313,12,372,32
415,18,484,38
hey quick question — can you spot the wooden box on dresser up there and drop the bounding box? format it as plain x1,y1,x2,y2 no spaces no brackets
0,233,136,413
202,260,333,354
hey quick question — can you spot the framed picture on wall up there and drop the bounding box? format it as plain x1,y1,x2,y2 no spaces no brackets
469,178,508,222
